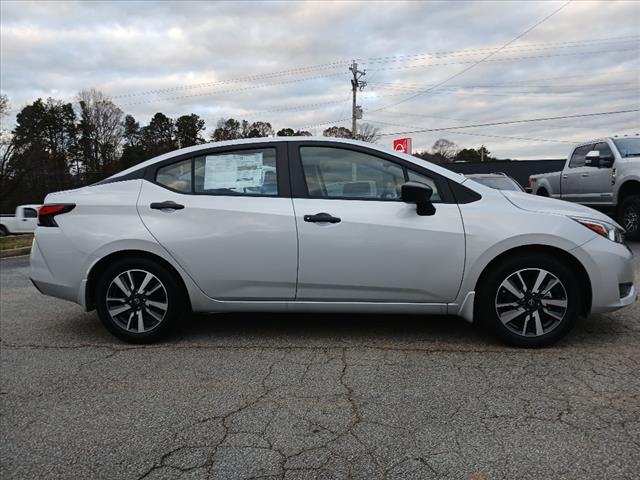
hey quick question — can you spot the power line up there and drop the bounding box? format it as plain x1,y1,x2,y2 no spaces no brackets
376,109,640,137
356,35,640,64
365,119,577,143
371,0,573,113
110,34,632,100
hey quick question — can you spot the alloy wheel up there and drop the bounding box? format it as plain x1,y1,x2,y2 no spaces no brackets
106,269,168,333
622,206,638,233
495,268,568,338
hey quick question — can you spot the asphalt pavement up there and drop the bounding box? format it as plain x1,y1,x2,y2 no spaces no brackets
1,245,639,479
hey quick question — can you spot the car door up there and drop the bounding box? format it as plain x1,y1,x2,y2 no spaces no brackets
18,207,38,233
137,143,298,300
562,144,594,203
581,141,615,205
289,142,465,303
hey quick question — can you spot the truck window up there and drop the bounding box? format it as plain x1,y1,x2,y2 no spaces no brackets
23,208,37,218
568,144,594,168
594,142,613,159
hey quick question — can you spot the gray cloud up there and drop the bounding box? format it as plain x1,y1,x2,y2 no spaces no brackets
1,0,639,159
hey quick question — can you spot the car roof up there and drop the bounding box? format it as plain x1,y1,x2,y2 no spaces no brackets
107,136,466,183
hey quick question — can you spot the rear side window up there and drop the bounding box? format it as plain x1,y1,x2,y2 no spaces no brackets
194,148,277,195
154,148,278,196
156,159,192,193
568,144,594,168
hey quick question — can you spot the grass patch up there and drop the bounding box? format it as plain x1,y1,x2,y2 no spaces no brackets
0,235,33,250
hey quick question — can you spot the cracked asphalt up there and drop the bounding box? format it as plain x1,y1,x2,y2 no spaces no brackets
1,245,639,480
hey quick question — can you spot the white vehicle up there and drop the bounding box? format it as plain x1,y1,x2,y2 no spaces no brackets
0,204,41,235
30,138,636,347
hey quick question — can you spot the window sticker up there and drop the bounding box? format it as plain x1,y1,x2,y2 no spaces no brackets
203,153,264,190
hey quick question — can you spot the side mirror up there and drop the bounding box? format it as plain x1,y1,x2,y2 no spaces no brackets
401,181,436,216
585,150,600,167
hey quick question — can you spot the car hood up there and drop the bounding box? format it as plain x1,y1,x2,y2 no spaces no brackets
500,191,623,228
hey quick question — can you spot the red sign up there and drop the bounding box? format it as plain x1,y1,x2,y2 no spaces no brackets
393,138,412,154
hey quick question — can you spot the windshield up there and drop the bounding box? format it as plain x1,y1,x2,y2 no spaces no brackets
469,176,524,191
613,138,640,158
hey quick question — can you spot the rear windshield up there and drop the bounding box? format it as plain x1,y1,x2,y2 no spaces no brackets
613,138,640,158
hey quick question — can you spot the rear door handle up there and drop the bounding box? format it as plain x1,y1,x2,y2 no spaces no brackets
150,201,185,210
581,173,590,177
304,212,341,224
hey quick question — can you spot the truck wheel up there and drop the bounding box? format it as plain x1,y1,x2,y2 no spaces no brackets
536,188,549,197
619,195,640,240
0,225,7,236
476,252,581,348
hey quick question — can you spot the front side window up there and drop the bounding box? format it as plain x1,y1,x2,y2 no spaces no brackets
568,144,594,168
407,170,442,201
594,142,614,159
300,147,406,200
195,148,277,195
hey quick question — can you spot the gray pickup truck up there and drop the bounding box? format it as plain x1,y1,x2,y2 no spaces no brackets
529,137,640,239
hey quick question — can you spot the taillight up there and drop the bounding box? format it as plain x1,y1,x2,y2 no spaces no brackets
38,204,75,227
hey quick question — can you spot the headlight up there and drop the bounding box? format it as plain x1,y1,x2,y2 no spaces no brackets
571,217,625,244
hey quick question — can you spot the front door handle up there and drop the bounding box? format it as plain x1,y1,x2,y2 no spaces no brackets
581,173,590,177
304,212,341,224
150,201,185,210
561,174,568,180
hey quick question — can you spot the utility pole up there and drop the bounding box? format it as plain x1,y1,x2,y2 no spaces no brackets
349,60,366,139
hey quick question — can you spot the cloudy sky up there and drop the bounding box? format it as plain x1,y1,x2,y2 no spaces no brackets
1,0,639,159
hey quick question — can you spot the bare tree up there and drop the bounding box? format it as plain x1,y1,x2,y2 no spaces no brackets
77,89,125,178
431,138,458,161
355,123,381,143
0,94,15,199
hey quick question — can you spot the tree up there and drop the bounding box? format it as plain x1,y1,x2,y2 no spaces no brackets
3,98,78,208
323,126,352,138
211,118,242,142
277,127,312,136
77,89,125,181
453,145,495,162
413,150,445,164
431,138,458,161
175,113,206,148
245,121,273,138
142,112,176,158
120,115,146,169
354,123,380,143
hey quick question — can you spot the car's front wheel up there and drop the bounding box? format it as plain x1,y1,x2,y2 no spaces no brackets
477,253,581,347
95,258,185,343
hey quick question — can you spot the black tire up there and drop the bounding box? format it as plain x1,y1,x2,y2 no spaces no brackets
618,194,640,241
0,225,7,236
476,252,581,348
536,188,549,197
95,257,186,343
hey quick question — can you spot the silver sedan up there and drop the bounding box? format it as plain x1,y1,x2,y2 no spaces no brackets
30,137,636,346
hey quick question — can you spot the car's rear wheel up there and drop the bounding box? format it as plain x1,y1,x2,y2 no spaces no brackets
95,258,185,343
0,225,8,236
477,253,581,347
619,194,640,240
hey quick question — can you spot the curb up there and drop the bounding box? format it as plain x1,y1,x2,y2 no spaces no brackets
0,247,31,259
